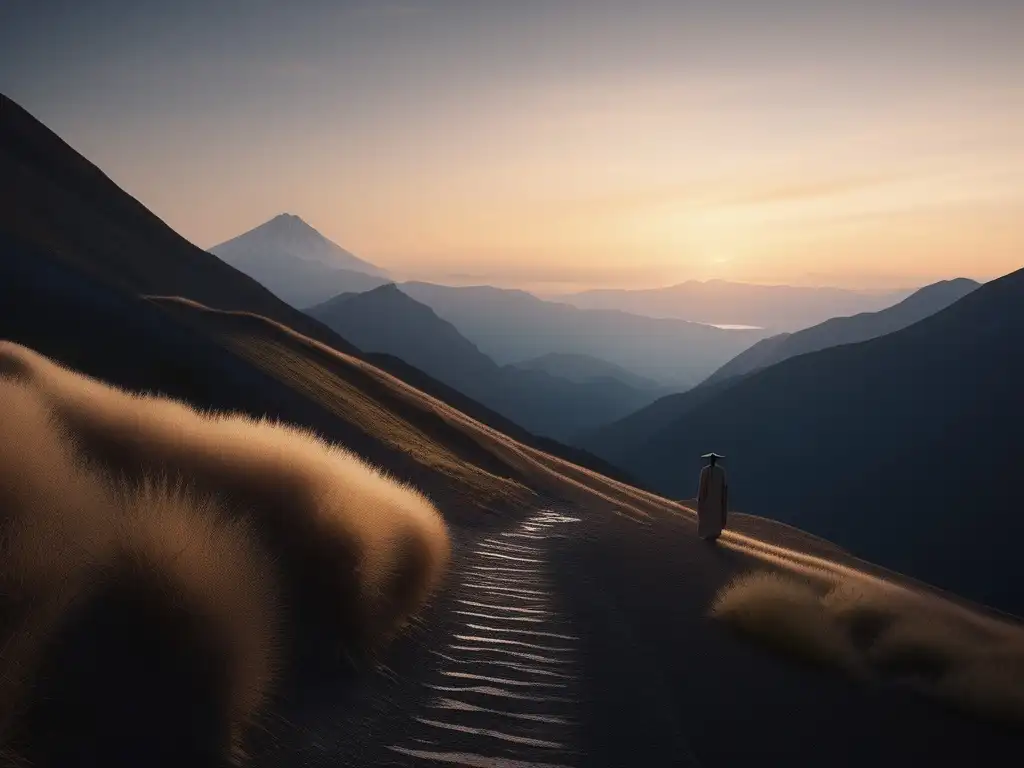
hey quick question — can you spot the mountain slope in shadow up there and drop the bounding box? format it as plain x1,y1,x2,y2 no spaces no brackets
585,277,981,461
399,281,767,388
703,278,980,385
602,266,1024,614
0,92,621,481
511,351,672,393
0,94,362,358
307,284,666,441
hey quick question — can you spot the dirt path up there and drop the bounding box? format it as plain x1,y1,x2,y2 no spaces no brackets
253,502,1021,767
384,508,586,767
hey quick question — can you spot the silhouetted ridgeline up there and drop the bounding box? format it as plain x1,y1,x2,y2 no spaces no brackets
595,265,1024,615
308,285,666,443
701,278,980,386
0,91,622,483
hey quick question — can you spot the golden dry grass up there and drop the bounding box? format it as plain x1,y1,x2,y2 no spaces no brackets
711,569,1024,728
0,382,280,764
0,340,451,652
0,341,454,764
710,572,863,676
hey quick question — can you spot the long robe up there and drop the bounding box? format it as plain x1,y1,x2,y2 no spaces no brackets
697,464,728,540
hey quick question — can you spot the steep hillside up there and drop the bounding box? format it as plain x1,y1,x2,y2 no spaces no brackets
581,375,742,460
307,285,497,386
400,281,767,387
0,93,621,485
307,285,666,441
0,93,359,356
703,278,980,385
588,278,981,464
605,266,1024,614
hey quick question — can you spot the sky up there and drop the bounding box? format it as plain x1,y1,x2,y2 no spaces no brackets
1,0,1022,292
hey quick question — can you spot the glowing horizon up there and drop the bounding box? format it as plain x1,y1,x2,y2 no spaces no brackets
2,1,1021,291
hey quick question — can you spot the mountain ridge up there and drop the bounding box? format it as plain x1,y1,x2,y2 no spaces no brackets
307,284,669,440
0,92,620,482
702,277,980,385
557,279,915,331
398,281,768,387
591,265,1024,614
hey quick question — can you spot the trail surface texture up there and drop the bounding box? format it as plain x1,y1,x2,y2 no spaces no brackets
253,501,1021,767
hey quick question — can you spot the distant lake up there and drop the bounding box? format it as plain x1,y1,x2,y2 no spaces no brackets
703,323,764,331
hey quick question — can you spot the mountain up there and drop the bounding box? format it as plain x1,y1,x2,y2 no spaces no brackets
0,92,621,482
557,280,914,332
587,277,982,458
511,352,671,392
209,213,389,307
211,213,387,277
580,374,743,457
306,285,498,387
307,284,668,440
0,96,359,355
1,92,1019,768
399,282,768,387
702,278,981,385
591,266,1024,614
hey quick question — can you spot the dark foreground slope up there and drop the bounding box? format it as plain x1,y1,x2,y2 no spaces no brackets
0,94,351,353
6,254,1023,766
0,237,651,521
247,495,1024,768
604,266,1024,614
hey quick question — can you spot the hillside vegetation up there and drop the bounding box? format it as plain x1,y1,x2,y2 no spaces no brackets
0,342,451,766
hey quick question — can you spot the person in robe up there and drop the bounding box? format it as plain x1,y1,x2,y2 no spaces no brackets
697,452,728,541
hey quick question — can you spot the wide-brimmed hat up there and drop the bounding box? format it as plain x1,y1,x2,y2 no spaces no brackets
701,452,726,459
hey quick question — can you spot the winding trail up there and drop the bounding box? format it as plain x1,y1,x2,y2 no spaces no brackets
252,502,1021,768
386,509,585,768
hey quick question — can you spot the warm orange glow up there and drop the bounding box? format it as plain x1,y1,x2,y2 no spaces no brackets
107,85,1023,292
18,4,1019,293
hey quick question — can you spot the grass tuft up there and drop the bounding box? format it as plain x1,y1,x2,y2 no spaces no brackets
0,342,453,763
711,568,1024,730
710,571,862,676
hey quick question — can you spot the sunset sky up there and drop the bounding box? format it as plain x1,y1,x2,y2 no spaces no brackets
2,0,1021,292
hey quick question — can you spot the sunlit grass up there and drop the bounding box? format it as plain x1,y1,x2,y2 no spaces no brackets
711,569,1024,728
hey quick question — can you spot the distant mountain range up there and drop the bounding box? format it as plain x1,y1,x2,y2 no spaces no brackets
701,278,981,386
0,92,625,484
582,267,1024,614
398,282,767,388
307,285,667,440
556,280,914,332
209,214,390,307
207,221,772,387
584,277,981,454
